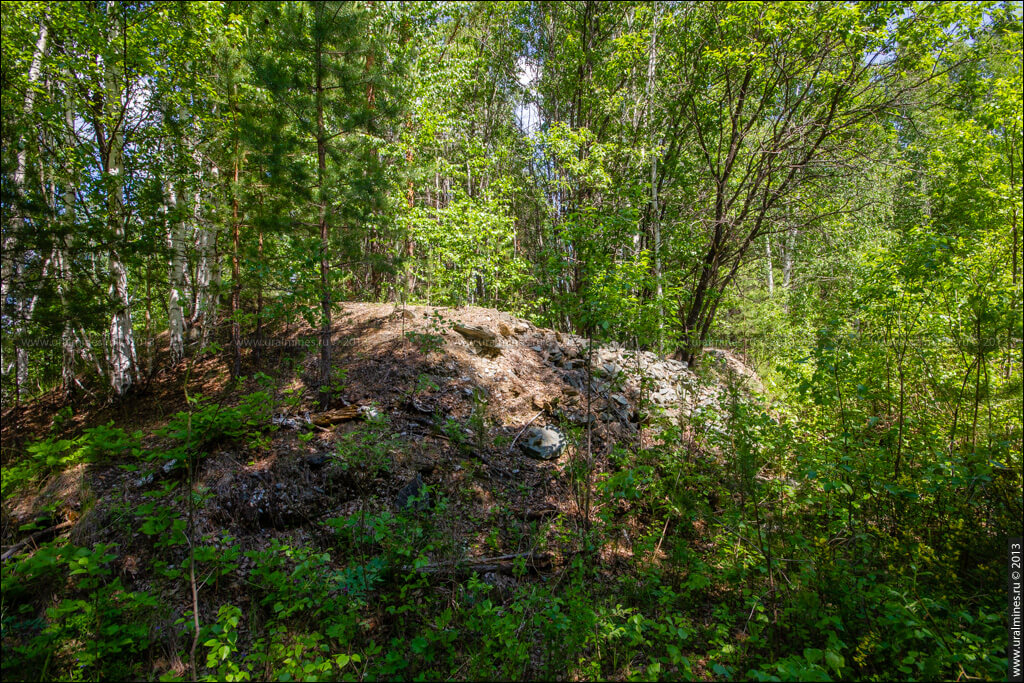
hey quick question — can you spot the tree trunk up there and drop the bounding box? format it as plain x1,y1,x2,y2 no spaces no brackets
167,181,187,362
231,176,242,380
230,92,243,380
2,16,48,402
144,262,154,379
645,5,663,353
679,218,725,366
60,78,77,394
58,244,76,395
255,223,264,365
190,159,220,350
315,14,332,409
105,1,137,396
782,225,796,289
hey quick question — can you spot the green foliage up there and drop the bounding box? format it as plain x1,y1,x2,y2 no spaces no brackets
404,330,445,355
3,423,143,499
157,391,273,463
1,541,158,681
202,605,249,682
330,417,399,483
402,195,530,308
0,2,1019,681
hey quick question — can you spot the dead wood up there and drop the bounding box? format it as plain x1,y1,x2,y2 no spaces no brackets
311,406,360,426
1,520,75,561
410,551,553,577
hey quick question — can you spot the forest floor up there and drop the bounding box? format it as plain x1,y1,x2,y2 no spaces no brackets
1,302,762,681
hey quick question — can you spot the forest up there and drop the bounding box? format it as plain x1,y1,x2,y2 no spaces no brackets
1,1,1021,681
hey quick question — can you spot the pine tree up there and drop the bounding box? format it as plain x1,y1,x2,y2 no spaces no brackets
251,0,398,408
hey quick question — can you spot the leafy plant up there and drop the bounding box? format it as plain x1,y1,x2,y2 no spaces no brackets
405,330,445,355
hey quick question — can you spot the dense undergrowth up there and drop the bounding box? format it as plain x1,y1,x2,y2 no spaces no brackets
2,345,1015,682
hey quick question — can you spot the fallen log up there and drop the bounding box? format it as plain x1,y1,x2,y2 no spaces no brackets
407,551,553,576
1,520,74,562
519,505,558,522
311,406,360,426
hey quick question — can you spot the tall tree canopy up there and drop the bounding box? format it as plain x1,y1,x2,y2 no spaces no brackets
2,0,1018,406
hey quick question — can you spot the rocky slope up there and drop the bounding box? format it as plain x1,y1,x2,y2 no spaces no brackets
3,302,762,580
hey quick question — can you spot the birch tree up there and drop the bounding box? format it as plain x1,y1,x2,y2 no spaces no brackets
1,10,48,401
101,1,137,395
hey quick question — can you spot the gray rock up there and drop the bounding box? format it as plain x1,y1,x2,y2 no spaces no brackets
519,425,567,460
412,455,436,474
305,453,329,469
272,413,310,430
651,386,679,405
454,324,498,342
395,474,429,511
357,405,380,421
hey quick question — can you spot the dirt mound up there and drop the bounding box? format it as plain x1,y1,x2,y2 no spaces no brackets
323,303,757,445
3,302,761,571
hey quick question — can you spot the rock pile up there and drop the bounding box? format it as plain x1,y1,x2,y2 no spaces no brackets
519,331,737,430
214,465,329,530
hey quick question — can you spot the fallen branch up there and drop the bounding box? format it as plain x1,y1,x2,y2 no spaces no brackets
519,505,559,522
311,406,361,426
508,411,544,453
471,552,542,564
1,520,74,562
409,551,553,576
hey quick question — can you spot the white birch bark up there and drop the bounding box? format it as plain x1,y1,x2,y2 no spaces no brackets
104,1,137,395
765,234,775,296
58,246,76,393
78,327,105,378
60,78,78,393
3,16,48,400
166,181,187,362
781,225,796,315
191,191,212,339
645,6,663,353
189,156,220,351
14,341,29,398
782,226,796,289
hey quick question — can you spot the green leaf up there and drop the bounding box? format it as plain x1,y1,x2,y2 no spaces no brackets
824,650,844,672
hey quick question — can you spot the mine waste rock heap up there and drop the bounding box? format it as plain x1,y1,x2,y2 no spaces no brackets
184,303,763,527
510,328,759,438
421,303,763,449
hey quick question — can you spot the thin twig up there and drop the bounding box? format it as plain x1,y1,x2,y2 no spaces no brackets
652,515,671,559
508,411,544,453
